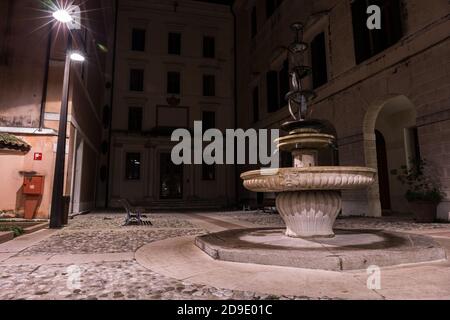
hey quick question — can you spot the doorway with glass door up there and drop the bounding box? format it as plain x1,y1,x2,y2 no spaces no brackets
159,153,183,199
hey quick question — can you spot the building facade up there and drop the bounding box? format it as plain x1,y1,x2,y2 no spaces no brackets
234,0,450,220
0,0,114,218
108,0,235,209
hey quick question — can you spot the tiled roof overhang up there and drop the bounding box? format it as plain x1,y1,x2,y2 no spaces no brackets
0,133,31,152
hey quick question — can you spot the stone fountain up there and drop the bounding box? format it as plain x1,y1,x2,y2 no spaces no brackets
194,23,446,271
241,23,376,238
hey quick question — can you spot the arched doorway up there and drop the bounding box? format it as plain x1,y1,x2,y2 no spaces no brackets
363,95,418,216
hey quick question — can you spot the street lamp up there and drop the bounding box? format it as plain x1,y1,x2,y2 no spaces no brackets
49,7,85,229
70,51,86,62
52,9,73,23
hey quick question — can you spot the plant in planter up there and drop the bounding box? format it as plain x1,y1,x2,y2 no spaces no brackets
391,159,444,222
0,225,24,237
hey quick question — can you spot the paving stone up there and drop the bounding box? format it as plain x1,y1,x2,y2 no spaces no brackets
66,214,196,230
16,228,205,256
1,212,447,300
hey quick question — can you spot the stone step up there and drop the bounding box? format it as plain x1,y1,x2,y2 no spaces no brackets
136,200,226,211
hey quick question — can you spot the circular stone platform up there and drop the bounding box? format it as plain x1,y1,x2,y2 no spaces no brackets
195,228,447,271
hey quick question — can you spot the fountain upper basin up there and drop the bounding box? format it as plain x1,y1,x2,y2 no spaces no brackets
241,167,376,192
275,133,335,151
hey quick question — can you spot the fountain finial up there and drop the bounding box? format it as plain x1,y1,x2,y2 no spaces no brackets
285,22,316,122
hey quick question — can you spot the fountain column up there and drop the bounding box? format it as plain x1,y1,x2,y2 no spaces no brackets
276,191,342,238
274,124,343,238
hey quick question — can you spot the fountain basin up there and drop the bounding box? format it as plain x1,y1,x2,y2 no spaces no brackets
195,228,446,271
241,167,376,192
241,167,376,238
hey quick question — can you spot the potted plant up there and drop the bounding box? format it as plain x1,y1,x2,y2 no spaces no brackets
391,159,444,222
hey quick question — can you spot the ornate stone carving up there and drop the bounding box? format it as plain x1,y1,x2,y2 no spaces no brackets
241,167,376,193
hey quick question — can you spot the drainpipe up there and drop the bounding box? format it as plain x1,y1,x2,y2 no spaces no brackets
104,0,119,208
231,5,239,208
38,21,54,130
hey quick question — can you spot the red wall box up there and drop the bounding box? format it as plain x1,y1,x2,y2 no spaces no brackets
23,176,44,195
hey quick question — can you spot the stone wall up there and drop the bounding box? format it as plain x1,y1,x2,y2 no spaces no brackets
234,0,450,220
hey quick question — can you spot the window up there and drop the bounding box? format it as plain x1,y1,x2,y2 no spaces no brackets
167,72,180,94
405,127,421,170
251,6,257,38
125,153,141,180
129,69,144,92
311,32,328,88
202,111,216,181
252,87,259,123
203,36,215,58
202,111,215,131
81,29,88,81
266,0,276,18
131,28,146,51
351,0,403,64
266,71,279,113
202,164,216,181
128,107,142,132
266,60,289,113
203,75,216,96
278,59,289,107
266,0,283,19
0,0,12,65
168,32,181,55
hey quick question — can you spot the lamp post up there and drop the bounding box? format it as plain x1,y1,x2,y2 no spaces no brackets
49,7,85,229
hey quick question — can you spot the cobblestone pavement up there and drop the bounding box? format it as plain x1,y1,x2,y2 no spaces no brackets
66,214,196,230
1,211,448,300
0,212,324,300
0,261,315,300
16,228,205,256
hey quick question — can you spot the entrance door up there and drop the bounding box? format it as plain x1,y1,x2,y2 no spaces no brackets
375,130,391,211
159,153,183,199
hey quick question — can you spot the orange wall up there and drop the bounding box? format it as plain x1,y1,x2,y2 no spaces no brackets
0,134,57,218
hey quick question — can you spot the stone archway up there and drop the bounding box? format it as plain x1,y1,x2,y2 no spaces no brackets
363,95,417,217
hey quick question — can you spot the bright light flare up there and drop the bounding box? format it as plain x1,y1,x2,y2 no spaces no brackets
70,52,85,62
52,9,73,23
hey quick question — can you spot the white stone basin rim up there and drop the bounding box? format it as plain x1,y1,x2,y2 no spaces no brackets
275,133,336,151
241,167,376,192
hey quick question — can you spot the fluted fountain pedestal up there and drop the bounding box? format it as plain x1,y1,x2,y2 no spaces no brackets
277,191,341,238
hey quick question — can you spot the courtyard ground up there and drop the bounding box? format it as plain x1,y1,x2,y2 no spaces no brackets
0,211,449,300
